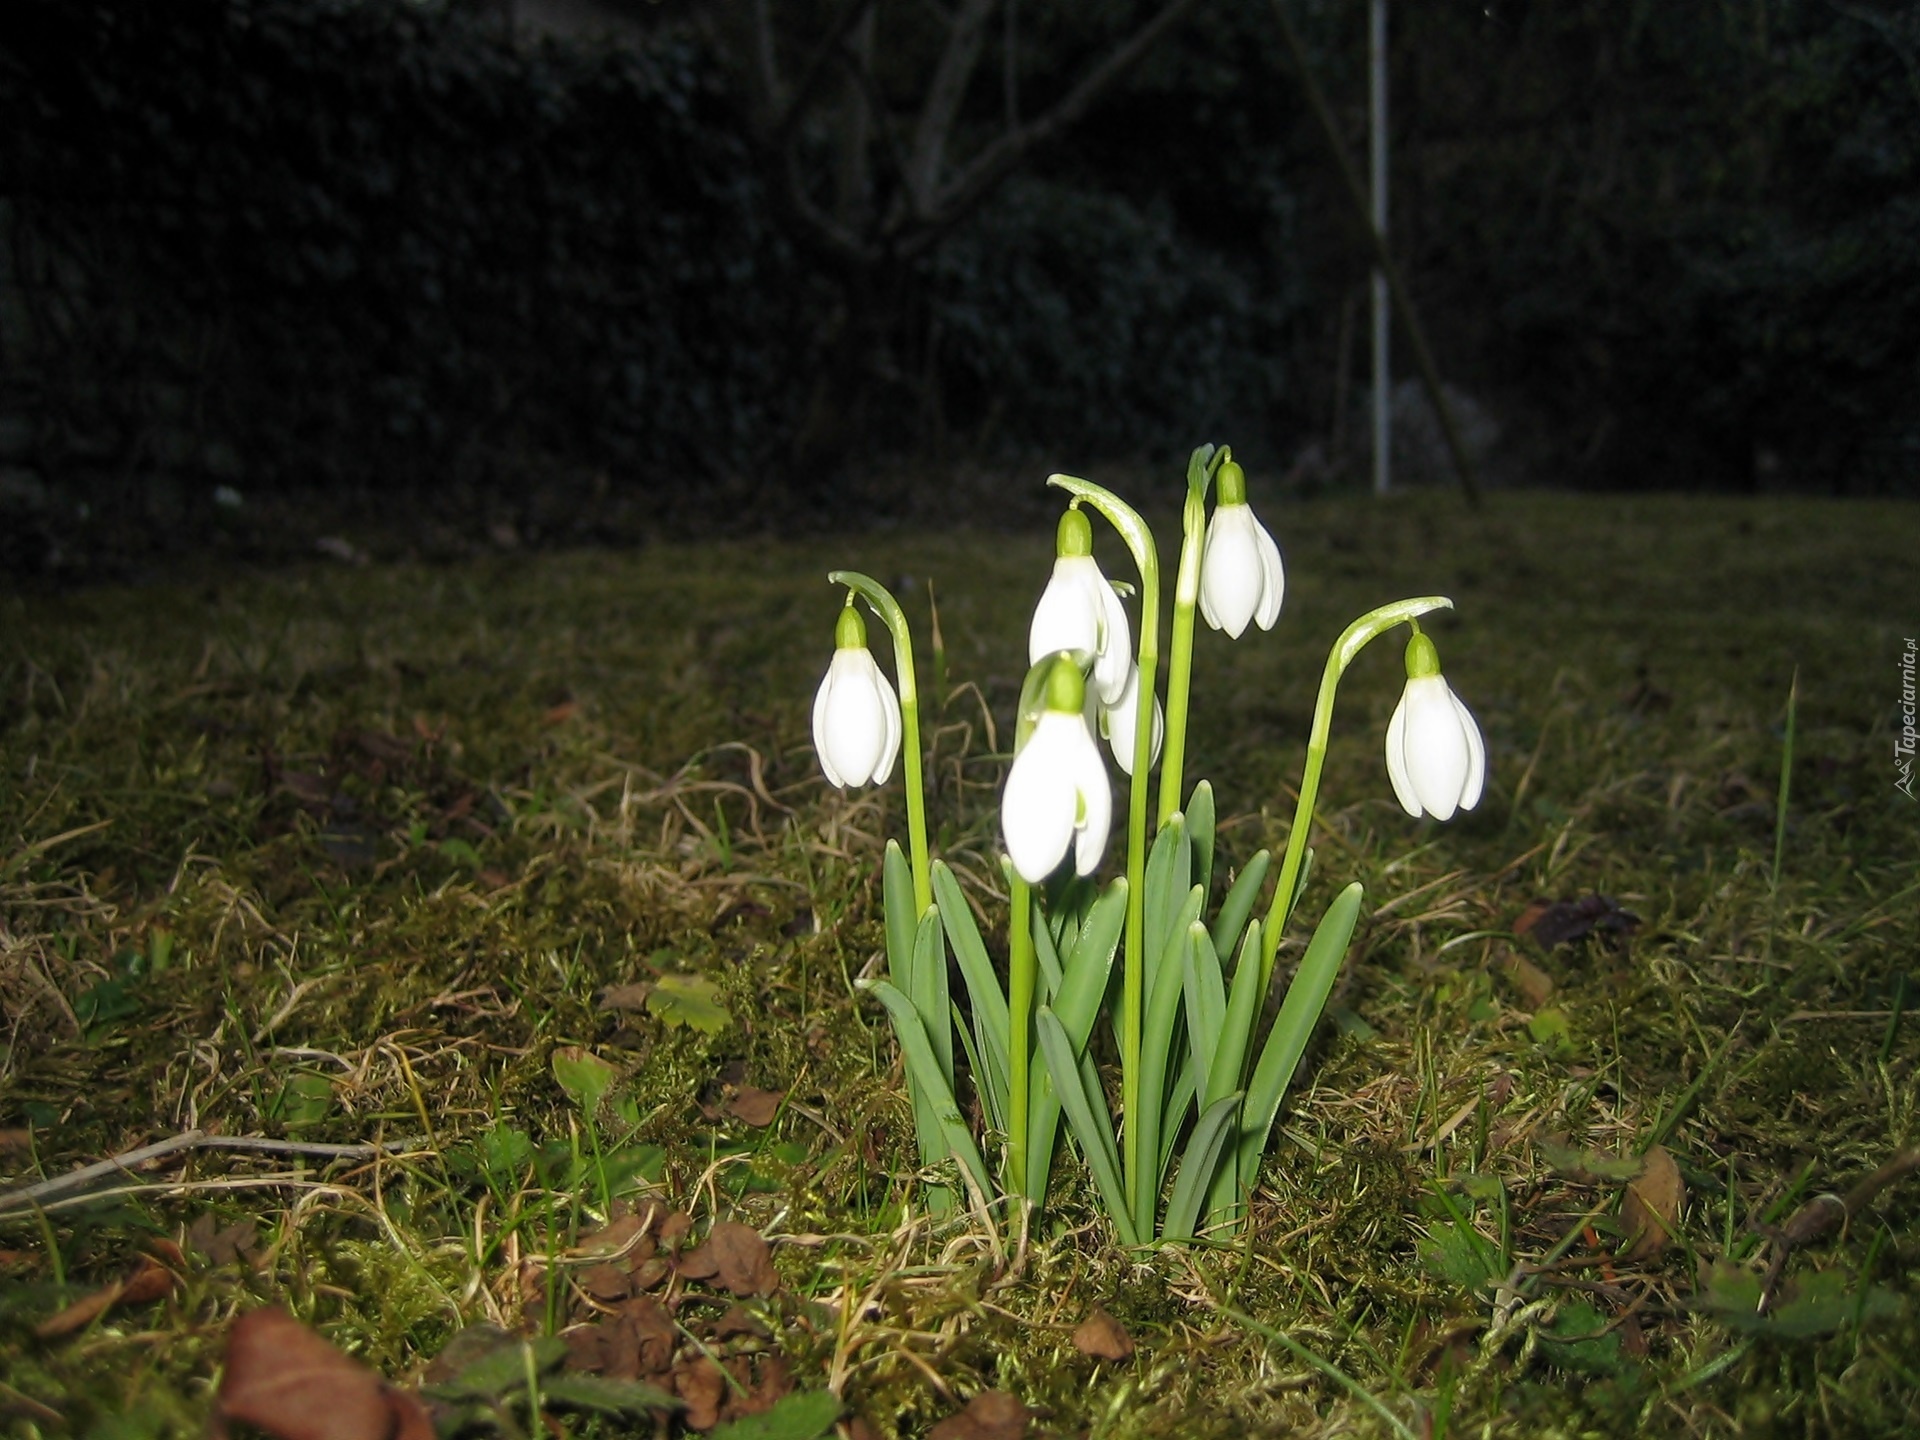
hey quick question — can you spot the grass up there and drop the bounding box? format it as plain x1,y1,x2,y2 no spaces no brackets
0,486,1915,1437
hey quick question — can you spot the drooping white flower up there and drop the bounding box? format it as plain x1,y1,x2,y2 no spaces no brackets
1384,633,1485,821
1004,658,1111,882
1198,460,1284,640
812,606,902,788
1029,507,1132,706
1098,662,1163,777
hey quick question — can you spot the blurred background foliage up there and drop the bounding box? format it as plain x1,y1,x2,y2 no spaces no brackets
1,0,1915,569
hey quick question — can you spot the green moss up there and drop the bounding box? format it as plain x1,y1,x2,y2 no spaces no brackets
2,492,1915,1435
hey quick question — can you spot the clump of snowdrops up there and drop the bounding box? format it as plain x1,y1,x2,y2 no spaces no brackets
811,445,1484,1244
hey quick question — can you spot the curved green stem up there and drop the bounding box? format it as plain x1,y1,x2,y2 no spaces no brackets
828,570,932,918
1158,477,1209,830
1045,473,1159,1234
1007,875,1034,1199
1258,596,1455,994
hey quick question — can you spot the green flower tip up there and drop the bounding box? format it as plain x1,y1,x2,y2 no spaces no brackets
1055,506,1093,558
834,602,867,650
1043,653,1086,714
1215,457,1248,506
1404,630,1442,678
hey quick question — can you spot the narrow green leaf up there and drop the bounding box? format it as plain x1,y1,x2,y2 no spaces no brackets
1186,779,1215,900
1030,891,1065,1001
911,909,952,1088
1133,885,1202,1231
1180,922,1226,1105
932,862,1009,1111
1207,920,1264,1108
883,840,915,989
1026,884,1123,1207
1238,883,1363,1184
864,979,992,1202
1158,1057,1197,1179
1163,1091,1244,1241
1143,816,1191,990
1036,1006,1139,1246
1209,849,1271,965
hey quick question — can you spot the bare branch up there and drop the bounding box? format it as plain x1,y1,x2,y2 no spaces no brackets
911,0,1210,251
907,0,999,216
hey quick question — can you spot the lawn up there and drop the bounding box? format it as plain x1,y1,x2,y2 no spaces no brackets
1,485,1914,1438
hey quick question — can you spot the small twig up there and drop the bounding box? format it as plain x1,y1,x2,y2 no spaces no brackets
1760,1147,1920,1304
0,1129,424,1216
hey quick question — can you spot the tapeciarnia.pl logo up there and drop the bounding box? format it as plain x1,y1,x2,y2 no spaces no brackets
1899,637,1917,800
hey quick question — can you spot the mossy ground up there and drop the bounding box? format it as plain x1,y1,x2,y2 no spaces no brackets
1,488,1914,1437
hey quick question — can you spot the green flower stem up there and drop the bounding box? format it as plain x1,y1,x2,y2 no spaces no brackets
1157,481,1208,830
1259,596,1456,995
1007,874,1034,1200
1046,473,1159,1236
827,570,932,918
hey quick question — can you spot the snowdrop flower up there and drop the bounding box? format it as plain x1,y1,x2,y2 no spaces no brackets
1004,657,1111,882
1098,662,1163,777
1030,507,1132,706
813,605,902,788
1384,631,1485,821
1199,460,1284,639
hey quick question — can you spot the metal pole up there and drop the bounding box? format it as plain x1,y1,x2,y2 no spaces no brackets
1370,0,1389,496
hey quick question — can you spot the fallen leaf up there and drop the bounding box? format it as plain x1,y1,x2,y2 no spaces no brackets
552,1046,619,1115
679,1222,778,1297
608,1295,678,1378
188,1215,260,1268
581,1262,634,1300
598,982,655,1012
1493,945,1554,1008
710,1306,769,1342
215,1307,435,1440
1514,895,1641,950
1071,1308,1134,1361
647,973,733,1034
35,1254,176,1339
927,1391,1029,1440
676,1356,730,1430
728,1087,785,1127
1621,1144,1685,1261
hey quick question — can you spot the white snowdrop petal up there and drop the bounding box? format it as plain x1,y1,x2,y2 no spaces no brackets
1383,692,1421,818
1451,689,1485,812
1029,558,1100,666
1073,736,1112,874
1252,515,1286,631
1200,506,1264,639
1404,676,1469,821
1003,727,1077,882
812,667,846,788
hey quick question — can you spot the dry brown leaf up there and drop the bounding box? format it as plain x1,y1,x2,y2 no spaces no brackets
35,1277,129,1341
188,1214,260,1268
927,1391,1030,1440
1621,1145,1686,1261
579,1262,634,1300
1071,1308,1134,1361
1493,945,1555,1008
712,1303,771,1340
727,1086,785,1127
35,1255,175,1340
609,1295,677,1378
679,1221,777,1297
597,982,654,1012
675,1356,729,1430
215,1307,425,1440
1514,895,1641,949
